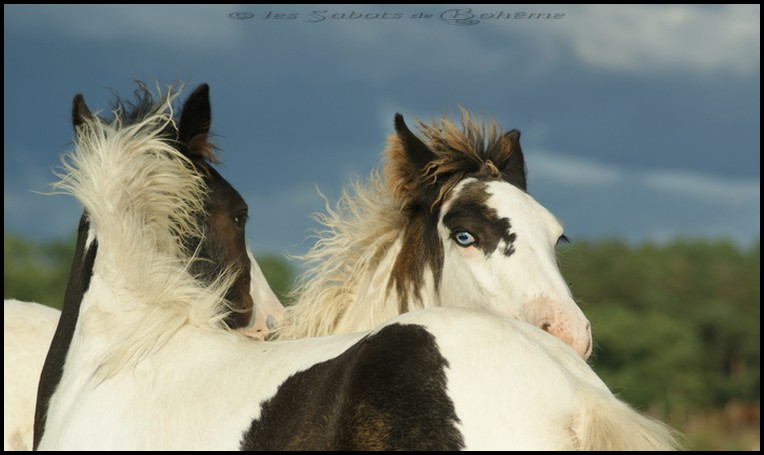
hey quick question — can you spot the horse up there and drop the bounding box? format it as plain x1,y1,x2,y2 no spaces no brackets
276,109,593,359
36,83,681,450
0,82,286,451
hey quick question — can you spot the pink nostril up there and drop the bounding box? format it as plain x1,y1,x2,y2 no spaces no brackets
539,320,552,332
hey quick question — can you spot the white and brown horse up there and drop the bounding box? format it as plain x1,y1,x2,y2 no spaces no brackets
36,84,680,450
277,110,592,358
2,82,286,451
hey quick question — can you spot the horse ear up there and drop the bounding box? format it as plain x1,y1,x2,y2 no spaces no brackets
178,84,213,160
385,114,436,198
501,129,527,191
72,94,93,131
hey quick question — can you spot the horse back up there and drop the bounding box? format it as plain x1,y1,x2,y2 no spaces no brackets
242,323,464,450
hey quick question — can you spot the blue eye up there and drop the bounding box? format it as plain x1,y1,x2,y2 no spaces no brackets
453,230,476,247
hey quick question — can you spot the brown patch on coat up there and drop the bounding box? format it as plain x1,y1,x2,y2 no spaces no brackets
242,324,464,450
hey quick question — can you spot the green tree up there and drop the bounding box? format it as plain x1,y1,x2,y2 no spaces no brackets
4,232,75,309
559,238,760,417
255,254,295,304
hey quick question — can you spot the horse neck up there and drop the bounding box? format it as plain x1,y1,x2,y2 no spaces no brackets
40,221,235,387
330,235,438,334
281,230,440,339
34,214,95,448
276,174,446,340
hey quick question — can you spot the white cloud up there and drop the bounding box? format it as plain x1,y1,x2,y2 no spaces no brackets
526,149,622,186
528,145,760,208
640,170,760,205
316,4,760,79
276,4,761,86
6,5,242,51
7,4,758,82
545,4,760,76
523,146,759,246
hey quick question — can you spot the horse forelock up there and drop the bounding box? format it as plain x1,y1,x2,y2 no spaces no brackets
103,81,221,166
385,108,521,214
422,109,520,205
51,83,238,378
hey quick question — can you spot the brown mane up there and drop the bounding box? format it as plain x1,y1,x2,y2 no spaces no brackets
384,107,525,214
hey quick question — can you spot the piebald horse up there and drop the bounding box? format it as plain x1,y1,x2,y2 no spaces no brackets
36,84,680,450
1,82,286,451
276,110,592,358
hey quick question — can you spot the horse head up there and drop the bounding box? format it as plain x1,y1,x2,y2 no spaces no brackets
384,110,592,358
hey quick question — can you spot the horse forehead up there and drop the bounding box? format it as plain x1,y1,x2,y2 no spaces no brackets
440,178,562,249
442,178,536,223
481,180,561,234
204,169,247,211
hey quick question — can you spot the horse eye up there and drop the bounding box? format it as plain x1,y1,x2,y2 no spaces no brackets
557,234,571,245
234,213,248,227
453,230,477,247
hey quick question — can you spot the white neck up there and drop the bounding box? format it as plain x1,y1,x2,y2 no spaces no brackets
331,236,439,334
279,233,440,339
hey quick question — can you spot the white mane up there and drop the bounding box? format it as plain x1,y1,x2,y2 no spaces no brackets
276,172,408,339
51,84,238,379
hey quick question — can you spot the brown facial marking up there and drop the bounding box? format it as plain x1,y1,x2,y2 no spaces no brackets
387,203,443,313
442,180,516,258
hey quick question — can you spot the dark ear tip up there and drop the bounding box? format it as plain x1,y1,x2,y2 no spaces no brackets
394,113,407,132
505,129,521,141
190,83,210,97
72,94,92,126
72,94,86,112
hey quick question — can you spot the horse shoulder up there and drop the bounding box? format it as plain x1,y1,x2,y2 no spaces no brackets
397,308,680,450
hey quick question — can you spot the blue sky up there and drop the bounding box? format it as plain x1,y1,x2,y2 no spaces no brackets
4,5,760,261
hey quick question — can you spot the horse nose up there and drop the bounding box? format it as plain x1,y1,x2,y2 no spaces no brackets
539,319,592,359
239,325,267,340
522,296,592,360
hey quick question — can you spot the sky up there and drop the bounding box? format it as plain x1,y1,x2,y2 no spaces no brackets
4,4,760,263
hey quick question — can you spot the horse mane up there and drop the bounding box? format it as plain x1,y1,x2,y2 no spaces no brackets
51,82,238,379
386,107,524,211
277,108,520,339
107,82,220,166
276,173,405,338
